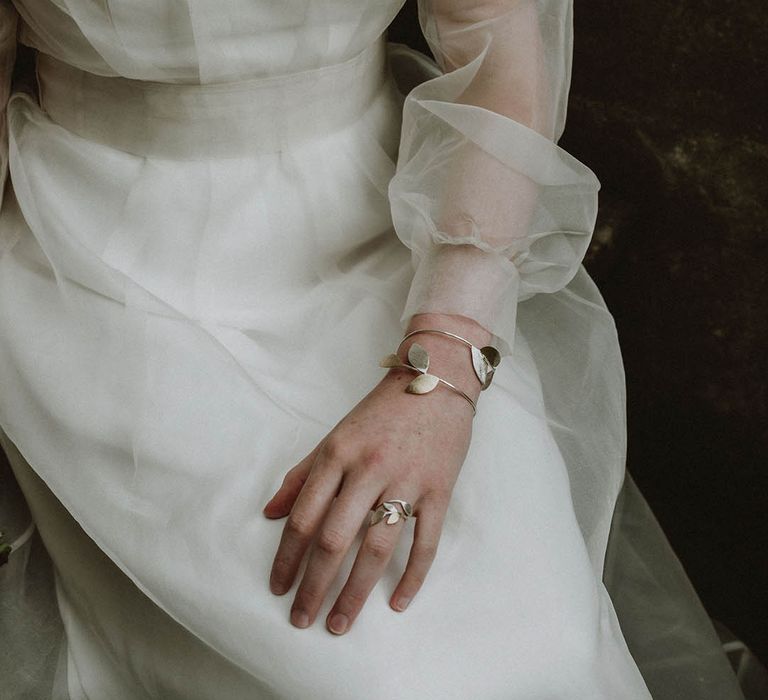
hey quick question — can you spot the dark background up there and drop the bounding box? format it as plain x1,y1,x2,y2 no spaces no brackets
390,0,767,666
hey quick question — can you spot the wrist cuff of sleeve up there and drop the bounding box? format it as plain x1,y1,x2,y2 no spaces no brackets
399,242,520,357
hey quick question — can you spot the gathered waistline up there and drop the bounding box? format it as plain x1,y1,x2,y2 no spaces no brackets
35,37,390,159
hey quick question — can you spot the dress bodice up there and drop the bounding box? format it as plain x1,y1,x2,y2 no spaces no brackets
12,0,405,82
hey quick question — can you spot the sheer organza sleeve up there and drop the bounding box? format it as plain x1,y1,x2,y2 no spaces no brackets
0,0,17,213
388,0,600,356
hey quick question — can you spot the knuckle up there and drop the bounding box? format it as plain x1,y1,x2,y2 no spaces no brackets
361,446,386,469
316,527,347,555
363,536,392,562
320,437,347,464
339,587,368,609
301,579,326,601
413,541,438,562
295,585,323,609
285,512,314,539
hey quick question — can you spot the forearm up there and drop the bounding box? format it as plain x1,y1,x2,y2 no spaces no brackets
427,0,554,137
391,0,598,359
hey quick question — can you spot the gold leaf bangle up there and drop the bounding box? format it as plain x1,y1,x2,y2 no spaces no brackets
396,329,501,391
379,342,477,416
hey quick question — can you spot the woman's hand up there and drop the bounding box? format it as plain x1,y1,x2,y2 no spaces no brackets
262,313,491,635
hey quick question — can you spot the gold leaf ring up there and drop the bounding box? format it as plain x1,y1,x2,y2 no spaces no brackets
369,499,415,526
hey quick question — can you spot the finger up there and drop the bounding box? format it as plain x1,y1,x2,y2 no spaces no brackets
269,458,342,596
325,491,417,635
290,477,383,629
389,496,447,613
263,444,322,518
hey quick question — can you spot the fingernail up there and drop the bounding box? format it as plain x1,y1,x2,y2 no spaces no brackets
328,613,348,634
291,609,310,628
394,596,411,611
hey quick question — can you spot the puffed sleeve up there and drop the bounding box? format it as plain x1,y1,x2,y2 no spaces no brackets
388,0,600,357
0,0,18,211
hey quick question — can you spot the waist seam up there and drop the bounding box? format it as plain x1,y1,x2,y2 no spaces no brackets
33,36,392,159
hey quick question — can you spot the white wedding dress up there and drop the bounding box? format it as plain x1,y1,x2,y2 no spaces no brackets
0,1,747,698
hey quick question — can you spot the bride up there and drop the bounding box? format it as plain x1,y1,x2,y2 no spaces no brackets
0,1,746,698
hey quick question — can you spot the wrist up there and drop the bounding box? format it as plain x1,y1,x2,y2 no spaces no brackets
405,312,493,348
390,313,493,403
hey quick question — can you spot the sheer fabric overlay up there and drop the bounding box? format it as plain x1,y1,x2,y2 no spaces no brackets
0,1,746,698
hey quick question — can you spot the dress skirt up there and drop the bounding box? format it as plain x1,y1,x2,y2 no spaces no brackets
0,421,748,699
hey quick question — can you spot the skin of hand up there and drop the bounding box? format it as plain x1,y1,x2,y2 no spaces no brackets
262,311,492,635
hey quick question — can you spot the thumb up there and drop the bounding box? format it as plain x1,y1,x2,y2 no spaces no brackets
262,445,320,518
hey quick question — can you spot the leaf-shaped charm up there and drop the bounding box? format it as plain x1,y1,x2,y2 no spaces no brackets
481,346,501,368
478,346,502,389
471,345,488,385
383,502,398,514
406,373,440,394
379,353,402,368
389,499,413,517
386,512,400,524
370,509,385,526
407,342,429,372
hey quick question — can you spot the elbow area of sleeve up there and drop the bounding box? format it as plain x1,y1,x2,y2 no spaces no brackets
389,87,600,302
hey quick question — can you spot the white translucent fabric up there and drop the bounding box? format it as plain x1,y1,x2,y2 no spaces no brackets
0,1,747,698
604,472,753,699
390,0,595,357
